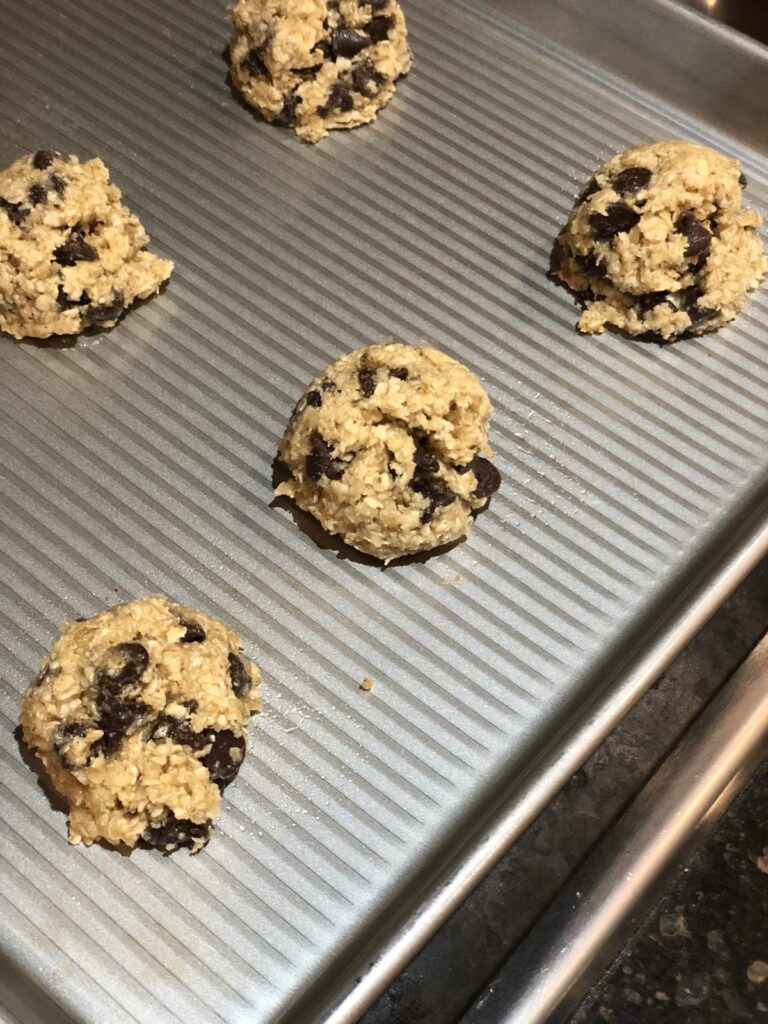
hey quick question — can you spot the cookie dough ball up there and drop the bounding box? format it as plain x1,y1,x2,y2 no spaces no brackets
0,150,173,340
552,141,766,341
19,596,261,854
276,342,501,561
229,0,412,144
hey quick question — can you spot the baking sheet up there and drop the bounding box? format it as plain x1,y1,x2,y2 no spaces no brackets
1,1,768,1022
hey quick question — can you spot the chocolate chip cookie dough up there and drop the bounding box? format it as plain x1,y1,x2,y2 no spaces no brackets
230,0,412,143
0,150,172,340
552,141,766,341
276,342,501,561
19,596,261,854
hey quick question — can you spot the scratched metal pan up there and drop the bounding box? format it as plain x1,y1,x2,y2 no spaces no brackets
1,1,767,1022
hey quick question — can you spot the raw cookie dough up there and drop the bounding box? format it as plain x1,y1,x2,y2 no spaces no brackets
19,596,261,854
0,150,173,340
229,0,412,143
552,140,766,341
276,342,501,561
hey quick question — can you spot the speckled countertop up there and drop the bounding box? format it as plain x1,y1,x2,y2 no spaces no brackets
571,760,768,1022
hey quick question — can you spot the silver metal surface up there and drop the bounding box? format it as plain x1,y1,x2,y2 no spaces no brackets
462,632,768,1024
1,2,768,1023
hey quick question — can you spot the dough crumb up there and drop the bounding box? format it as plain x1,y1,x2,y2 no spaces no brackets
749,961,768,986
359,676,375,691
0,150,172,340
552,140,766,341
441,573,463,587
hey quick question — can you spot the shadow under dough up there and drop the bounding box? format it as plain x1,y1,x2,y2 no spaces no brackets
269,456,467,569
12,280,173,350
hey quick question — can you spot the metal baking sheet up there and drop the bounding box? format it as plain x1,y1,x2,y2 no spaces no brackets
1,2,768,1023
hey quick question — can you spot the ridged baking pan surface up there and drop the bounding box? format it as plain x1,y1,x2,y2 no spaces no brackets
1,1,767,1022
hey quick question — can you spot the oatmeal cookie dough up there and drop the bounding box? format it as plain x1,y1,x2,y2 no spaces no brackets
19,596,261,854
230,0,412,143
552,141,766,341
276,342,501,561
0,150,173,340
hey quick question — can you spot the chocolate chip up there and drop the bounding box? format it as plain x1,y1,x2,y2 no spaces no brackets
32,150,59,170
366,15,393,42
389,366,408,380
94,643,150,755
576,253,607,280
589,203,640,241
57,721,87,740
291,65,321,79
676,211,711,259
28,184,47,206
739,172,747,188
180,619,206,643
636,292,673,316
294,387,324,416
359,367,376,397
0,198,27,226
413,480,455,524
56,285,90,310
241,46,270,79
97,643,149,687
96,698,148,756
306,431,347,481
359,0,388,7
351,57,385,94
200,729,246,789
52,720,91,770
53,230,98,266
412,437,439,475
321,378,337,392
332,27,370,58
612,166,652,195
52,720,87,746
87,291,125,324
577,178,600,205
413,450,439,474
319,82,354,116
49,174,66,197
459,456,501,499
228,652,252,697
687,303,717,326
277,91,301,127
150,714,208,750
677,285,703,309
137,812,212,854
676,286,717,327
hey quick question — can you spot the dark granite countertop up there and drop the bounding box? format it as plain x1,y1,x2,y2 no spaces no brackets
571,756,768,1022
